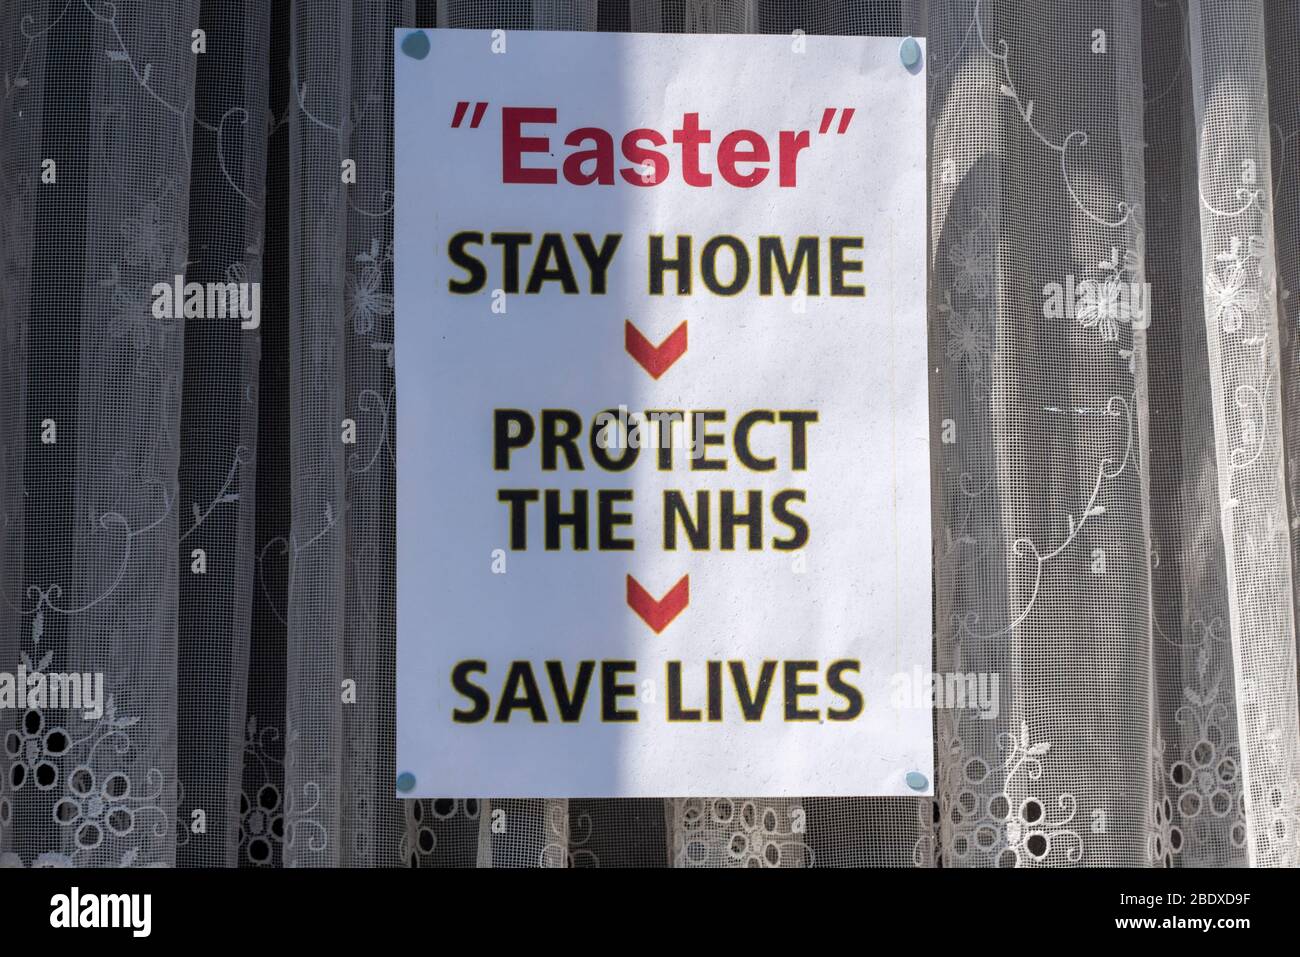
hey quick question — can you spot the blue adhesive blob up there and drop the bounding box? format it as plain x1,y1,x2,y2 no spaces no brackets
396,772,417,793
401,31,431,60
899,36,921,70
905,771,929,791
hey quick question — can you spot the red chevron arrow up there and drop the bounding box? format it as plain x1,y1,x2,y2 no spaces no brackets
625,320,687,379
626,574,690,634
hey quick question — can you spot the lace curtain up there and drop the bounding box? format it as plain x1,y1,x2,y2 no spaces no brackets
1,0,1297,868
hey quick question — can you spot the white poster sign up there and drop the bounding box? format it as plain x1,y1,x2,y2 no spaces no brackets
394,29,931,797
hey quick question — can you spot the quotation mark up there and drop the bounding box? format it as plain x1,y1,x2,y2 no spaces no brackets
818,107,855,135
451,101,489,129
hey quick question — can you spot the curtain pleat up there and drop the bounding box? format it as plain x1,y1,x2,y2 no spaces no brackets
1,0,1297,869
1187,0,1300,867
177,0,268,868
1142,0,1245,867
0,0,46,868
3,0,200,868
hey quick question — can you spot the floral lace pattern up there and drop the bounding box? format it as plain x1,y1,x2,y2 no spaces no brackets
2,0,1298,871
672,798,814,868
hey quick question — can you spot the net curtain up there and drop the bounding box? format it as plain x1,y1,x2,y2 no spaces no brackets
0,0,1298,867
